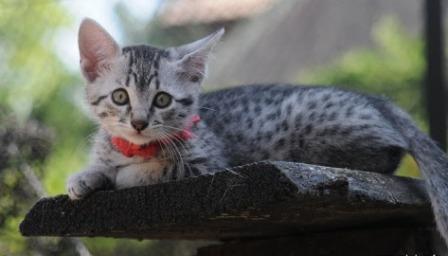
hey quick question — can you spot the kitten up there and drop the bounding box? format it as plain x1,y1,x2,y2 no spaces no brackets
67,18,227,194
67,18,448,246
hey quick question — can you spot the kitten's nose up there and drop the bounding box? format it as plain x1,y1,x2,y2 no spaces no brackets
131,119,148,132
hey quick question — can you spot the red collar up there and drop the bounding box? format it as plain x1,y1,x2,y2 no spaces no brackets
111,115,200,159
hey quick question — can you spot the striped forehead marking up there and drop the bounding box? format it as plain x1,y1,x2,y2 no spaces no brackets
122,46,168,91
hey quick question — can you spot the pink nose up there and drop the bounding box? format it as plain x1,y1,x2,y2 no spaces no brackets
131,120,148,131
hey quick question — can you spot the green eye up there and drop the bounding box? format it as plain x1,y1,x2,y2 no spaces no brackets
112,89,129,105
154,92,172,108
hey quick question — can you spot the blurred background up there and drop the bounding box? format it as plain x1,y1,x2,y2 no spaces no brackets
0,0,444,255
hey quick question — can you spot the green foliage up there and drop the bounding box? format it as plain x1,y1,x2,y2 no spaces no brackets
0,1,93,255
299,17,424,177
0,1,93,195
301,17,425,123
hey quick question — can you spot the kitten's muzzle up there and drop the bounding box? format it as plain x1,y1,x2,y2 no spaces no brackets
131,119,149,132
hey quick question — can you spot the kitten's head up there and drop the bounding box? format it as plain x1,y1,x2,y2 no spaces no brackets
78,18,223,145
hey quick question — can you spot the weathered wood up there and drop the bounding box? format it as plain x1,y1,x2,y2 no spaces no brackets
197,228,436,256
20,161,432,240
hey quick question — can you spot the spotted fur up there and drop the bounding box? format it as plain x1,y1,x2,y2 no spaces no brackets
68,18,448,246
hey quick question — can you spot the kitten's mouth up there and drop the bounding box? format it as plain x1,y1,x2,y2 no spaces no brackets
132,130,152,138
113,129,154,145
133,125,164,137
126,134,154,145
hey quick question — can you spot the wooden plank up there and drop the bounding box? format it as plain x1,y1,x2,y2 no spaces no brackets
20,161,432,240
197,228,437,256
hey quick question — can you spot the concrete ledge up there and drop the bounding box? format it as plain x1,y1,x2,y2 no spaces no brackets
20,161,432,240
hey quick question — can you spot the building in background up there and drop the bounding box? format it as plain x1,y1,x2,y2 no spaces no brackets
153,0,420,88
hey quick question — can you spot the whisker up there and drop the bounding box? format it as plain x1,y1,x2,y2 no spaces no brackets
160,125,199,138
162,131,188,178
160,125,184,132
159,131,184,179
160,128,190,154
157,140,168,161
165,131,198,177
199,106,217,112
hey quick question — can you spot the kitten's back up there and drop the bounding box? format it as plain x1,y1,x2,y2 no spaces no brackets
199,84,406,173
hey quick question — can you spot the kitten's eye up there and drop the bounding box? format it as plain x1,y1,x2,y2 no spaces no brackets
154,92,172,108
190,75,201,83
112,89,129,105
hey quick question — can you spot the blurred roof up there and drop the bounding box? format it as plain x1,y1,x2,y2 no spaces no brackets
159,0,278,26
204,0,421,88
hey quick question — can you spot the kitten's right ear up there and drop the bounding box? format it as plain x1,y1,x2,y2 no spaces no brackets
171,28,224,83
78,18,120,82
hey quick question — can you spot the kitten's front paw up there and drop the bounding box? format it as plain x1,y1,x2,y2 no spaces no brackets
67,171,109,200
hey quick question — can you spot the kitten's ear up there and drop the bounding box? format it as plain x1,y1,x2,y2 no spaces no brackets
172,28,224,83
78,18,120,82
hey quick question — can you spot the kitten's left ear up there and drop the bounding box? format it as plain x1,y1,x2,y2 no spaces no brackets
171,28,224,83
78,18,120,82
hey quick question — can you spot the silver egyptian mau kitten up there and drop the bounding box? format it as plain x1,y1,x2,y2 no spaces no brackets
68,18,448,245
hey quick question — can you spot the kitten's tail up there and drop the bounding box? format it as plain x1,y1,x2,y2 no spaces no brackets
377,100,448,244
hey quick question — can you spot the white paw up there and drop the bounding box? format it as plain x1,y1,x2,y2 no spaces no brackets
67,171,109,200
